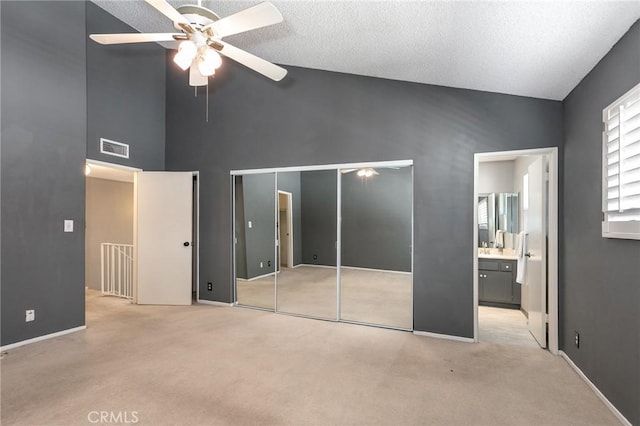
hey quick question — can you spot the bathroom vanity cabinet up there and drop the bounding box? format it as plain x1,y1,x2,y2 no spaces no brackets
478,258,521,308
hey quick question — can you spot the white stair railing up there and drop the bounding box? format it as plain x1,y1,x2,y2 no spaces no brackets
101,243,134,299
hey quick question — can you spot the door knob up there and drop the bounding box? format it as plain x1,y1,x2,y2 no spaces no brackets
525,252,531,258
183,242,190,247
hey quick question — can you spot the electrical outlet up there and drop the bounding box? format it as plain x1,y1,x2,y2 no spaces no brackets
260,262,263,268
207,282,213,291
25,309,35,322
267,260,271,267
575,331,580,348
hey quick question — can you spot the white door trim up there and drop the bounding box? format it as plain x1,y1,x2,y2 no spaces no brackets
193,172,200,302
473,147,559,355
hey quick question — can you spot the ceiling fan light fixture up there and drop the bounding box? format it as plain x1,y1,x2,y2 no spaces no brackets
173,40,197,70
356,168,376,178
197,46,222,77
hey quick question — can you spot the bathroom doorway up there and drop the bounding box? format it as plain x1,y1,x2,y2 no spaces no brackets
473,148,558,353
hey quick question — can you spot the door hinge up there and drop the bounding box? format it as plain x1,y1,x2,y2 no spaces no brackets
602,211,606,222
602,122,607,132
544,313,549,324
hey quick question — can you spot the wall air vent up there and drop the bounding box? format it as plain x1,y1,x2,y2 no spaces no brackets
100,138,129,159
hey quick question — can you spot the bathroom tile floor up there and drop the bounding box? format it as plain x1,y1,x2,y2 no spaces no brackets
479,306,541,348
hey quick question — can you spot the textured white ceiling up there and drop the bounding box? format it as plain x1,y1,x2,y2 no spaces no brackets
91,0,640,100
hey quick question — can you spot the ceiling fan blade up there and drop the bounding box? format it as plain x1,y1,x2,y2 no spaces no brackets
216,41,287,81
206,2,283,38
89,33,183,45
145,0,192,27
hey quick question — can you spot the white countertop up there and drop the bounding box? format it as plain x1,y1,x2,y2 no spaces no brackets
478,253,518,260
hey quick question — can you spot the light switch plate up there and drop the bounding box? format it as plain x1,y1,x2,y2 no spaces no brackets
248,221,253,228
64,220,74,232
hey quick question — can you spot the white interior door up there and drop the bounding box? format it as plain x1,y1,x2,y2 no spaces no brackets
136,171,193,305
526,157,547,347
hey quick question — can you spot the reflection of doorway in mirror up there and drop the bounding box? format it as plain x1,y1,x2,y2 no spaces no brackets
278,191,293,270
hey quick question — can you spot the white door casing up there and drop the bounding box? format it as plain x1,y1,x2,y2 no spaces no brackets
135,171,193,305
526,157,547,348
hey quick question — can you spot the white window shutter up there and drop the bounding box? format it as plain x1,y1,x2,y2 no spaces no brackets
602,82,640,239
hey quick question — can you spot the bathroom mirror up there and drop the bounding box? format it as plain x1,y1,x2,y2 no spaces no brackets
497,192,518,233
234,173,276,310
478,192,518,247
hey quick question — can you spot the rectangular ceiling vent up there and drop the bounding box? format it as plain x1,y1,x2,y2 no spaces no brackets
100,138,129,159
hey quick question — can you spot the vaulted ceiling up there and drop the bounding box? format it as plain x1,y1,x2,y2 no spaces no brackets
92,0,640,100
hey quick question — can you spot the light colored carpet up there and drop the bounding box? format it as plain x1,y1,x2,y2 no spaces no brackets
0,290,618,426
237,266,412,329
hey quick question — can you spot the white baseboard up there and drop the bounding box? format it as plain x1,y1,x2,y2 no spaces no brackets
413,330,474,343
298,263,336,269
296,264,411,275
197,299,233,307
559,350,631,426
1,326,86,351
341,265,412,275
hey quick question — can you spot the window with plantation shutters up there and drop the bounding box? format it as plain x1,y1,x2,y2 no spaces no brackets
602,82,640,240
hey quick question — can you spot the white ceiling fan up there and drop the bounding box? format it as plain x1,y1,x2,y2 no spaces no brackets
90,0,287,87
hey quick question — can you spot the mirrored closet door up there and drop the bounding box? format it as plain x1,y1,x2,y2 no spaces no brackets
234,173,276,310
232,161,413,330
339,166,413,329
275,170,338,320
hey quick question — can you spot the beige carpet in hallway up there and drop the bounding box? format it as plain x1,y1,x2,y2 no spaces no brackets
0,290,618,426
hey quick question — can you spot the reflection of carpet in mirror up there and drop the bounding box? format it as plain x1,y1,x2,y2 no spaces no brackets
236,265,412,330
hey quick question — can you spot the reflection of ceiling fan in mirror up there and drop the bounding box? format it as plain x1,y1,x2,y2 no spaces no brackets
341,167,402,177
89,0,287,87
341,168,380,178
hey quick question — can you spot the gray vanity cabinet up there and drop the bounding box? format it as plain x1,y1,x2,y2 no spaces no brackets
478,259,521,308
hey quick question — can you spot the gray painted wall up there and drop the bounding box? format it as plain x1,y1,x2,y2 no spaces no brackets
165,59,562,337
342,167,412,272
276,171,302,266
562,20,640,425
300,170,338,266
297,168,412,271
86,2,165,171
1,1,87,346
241,174,276,279
85,178,133,290
478,161,515,194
